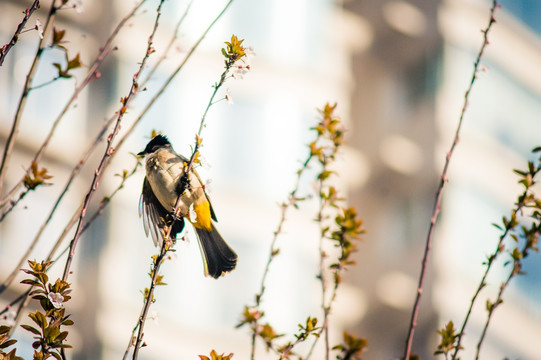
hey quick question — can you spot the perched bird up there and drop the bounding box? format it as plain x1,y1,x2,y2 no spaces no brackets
137,134,237,278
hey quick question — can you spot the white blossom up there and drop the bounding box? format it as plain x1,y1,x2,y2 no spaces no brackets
66,0,84,13
244,46,256,64
48,292,65,309
232,65,250,80
35,19,43,39
165,252,178,261
198,154,211,170
225,89,234,105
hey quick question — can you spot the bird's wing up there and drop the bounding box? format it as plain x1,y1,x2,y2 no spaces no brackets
139,177,169,246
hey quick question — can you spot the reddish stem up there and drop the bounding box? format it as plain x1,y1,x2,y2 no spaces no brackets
402,2,499,359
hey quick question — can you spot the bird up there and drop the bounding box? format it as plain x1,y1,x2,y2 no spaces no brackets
137,134,237,278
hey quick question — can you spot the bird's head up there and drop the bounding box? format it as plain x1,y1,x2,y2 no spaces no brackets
137,134,172,156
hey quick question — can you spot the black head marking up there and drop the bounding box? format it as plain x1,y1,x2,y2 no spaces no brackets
138,134,172,156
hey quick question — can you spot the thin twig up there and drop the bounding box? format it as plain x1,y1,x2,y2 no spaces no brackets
1,162,139,332
126,4,235,356
118,0,234,154
454,157,541,359
132,8,238,358
0,119,111,295
402,2,499,359
474,270,512,360
131,239,170,360
5,0,231,347
0,289,30,318
81,159,142,234
450,208,522,359
0,0,144,210
0,0,59,197
184,43,237,176
61,0,165,282
140,0,194,87
29,76,61,90
0,0,41,66
319,179,331,360
250,155,312,360
0,0,215,297
308,175,331,360
0,187,30,222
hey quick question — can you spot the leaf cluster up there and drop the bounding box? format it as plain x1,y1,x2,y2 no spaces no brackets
24,162,53,190
19,261,73,360
315,104,364,283
199,349,234,360
237,103,366,359
330,207,365,272
141,257,169,303
310,102,344,167
441,148,541,359
434,321,461,358
332,331,367,360
221,35,246,66
50,27,82,79
497,150,541,275
0,326,22,360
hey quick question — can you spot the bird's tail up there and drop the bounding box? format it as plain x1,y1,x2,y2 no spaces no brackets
194,224,237,278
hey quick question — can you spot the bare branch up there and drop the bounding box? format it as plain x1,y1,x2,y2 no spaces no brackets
0,0,145,212
0,0,41,66
61,0,166,282
403,2,499,359
0,0,59,197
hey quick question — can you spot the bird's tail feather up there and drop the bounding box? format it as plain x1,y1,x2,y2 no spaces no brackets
194,225,237,278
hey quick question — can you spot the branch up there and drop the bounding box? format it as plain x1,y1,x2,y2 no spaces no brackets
0,187,31,222
315,179,332,360
455,152,541,359
4,0,233,348
183,31,240,177
140,0,194,87
403,2,499,359
61,0,165,282
474,272,512,360
0,0,41,66
0,0,221,298
451,205,524,359
0,0,145,211
0,118,112,295
131,238,171,360
248,155,311,360
118,0,234,154
0,0,59,197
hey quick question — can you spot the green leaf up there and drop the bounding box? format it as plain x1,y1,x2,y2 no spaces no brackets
62,319,74,326
56,331,69,343
29,311,47,330
67,53,82,70
0,339,17,349
21,324,42,336
52,28,66,46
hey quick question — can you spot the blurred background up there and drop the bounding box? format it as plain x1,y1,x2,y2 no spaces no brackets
1,0,541,359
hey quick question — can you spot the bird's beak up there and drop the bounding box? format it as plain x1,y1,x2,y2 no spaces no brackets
137,150,146,156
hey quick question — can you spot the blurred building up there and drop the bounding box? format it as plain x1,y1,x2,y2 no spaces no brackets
1,0,540,359
345,0,541,359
